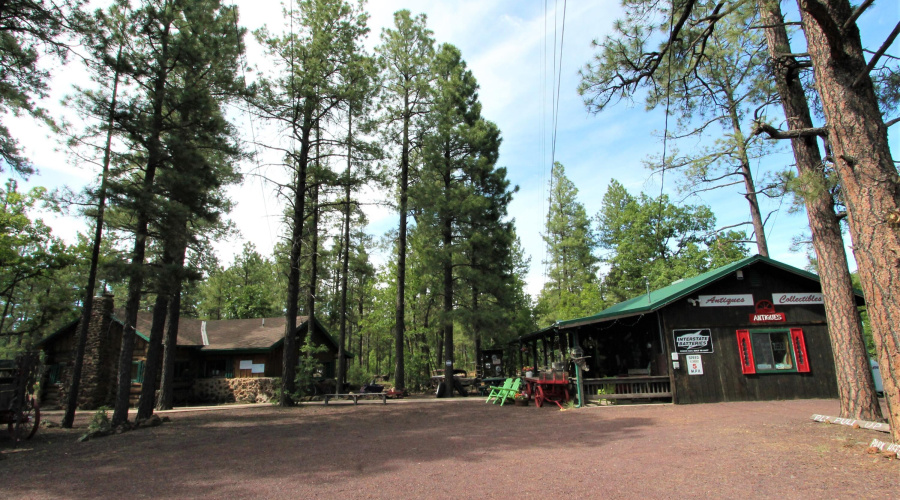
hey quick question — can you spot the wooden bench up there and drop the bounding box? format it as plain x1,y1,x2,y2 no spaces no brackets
322,393,387,405
583,376,673,402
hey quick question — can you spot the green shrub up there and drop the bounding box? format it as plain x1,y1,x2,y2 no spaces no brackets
87,406,112,434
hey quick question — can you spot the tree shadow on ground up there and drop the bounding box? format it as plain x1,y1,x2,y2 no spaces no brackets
1,400,656,498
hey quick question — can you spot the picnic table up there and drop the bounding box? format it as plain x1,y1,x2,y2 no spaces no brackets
523,375,570,409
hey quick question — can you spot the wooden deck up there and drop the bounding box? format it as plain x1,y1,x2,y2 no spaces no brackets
582,376,672,402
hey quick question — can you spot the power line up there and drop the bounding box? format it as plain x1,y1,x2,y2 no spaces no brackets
542,0,568,282
231,4,275,253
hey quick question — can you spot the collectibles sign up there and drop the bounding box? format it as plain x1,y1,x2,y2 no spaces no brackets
772,293,824,305
673,329,714,353
749,300,786,323
698,294,753,307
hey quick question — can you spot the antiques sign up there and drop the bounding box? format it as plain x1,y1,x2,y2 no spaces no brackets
749,300,786,323
673,329,713,353
772,293,824,305
698,294,753,307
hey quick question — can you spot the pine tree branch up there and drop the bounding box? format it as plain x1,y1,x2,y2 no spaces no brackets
752,122,828,139
885,116,900,128
843,0,875,32
749,22,802,30
853,20,900,87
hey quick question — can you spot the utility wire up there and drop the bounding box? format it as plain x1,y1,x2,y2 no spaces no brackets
231,5,274,252
655,0,676,244
543,0,568,282
549,0,567,171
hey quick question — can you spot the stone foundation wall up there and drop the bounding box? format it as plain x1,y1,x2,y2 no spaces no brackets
192,377,276,404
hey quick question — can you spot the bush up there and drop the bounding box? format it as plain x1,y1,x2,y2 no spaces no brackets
87,406,112,434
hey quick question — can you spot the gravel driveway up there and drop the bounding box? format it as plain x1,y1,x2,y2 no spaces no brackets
1,398,895,499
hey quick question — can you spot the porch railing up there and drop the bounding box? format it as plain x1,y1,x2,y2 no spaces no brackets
582,376,672,402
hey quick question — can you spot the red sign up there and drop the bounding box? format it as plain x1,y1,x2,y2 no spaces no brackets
749,300,786,323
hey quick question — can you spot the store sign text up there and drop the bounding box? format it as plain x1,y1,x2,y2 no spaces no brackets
772,293,824,305
698,294,753,307
749,300,786,323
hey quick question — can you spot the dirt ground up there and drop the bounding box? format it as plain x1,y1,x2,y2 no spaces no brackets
1,397,896,499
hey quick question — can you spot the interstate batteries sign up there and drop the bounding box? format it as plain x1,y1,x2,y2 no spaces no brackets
673,329,714,354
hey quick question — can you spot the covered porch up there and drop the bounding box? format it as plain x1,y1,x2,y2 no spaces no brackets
511,316,672,404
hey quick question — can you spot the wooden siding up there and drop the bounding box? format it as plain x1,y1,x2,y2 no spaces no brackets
661,261,838,404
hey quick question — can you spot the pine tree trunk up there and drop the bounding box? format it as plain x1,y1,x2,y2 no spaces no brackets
157,240,187,411
758,0,882,421
441,165,455,398
394,95,410,392
337,112,352,393
307,178,319,378
797,0,900,437
112,21,171,426
725,103,769,256
281,103,314,407
137,290,169,420
62,48,122,429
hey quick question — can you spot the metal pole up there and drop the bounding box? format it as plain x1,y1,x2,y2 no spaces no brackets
573,331,584,408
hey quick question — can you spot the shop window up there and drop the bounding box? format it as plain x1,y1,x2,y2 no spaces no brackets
736,328,810,375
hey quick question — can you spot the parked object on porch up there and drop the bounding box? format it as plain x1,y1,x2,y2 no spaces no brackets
430,368,476,393
513,393,529,406
360,380,384,393
385,388,407,398
523,376,570,409
0,353,41,445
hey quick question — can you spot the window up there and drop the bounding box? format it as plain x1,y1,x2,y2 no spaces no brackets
203,359,228,378
131,360,145,383
47,363,62,384
736,328,810,375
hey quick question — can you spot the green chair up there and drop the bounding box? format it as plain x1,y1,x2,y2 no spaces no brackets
485,378,513,403
493,378,522,406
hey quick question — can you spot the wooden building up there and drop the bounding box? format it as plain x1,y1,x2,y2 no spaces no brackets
39,295,343,409
514,255,853,405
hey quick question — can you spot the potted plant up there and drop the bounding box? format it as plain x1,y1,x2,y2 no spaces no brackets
522,366,534,378
513,392,529,406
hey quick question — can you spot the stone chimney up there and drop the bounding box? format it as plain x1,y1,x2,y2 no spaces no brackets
79,293,116,409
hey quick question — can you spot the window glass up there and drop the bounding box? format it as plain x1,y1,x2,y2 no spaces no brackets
751,331,794,372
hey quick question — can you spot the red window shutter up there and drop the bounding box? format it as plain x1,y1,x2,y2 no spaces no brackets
790,328,810,373
736,330,755,374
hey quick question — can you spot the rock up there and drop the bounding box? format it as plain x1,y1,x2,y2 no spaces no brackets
161,416,171,423
866,446,880,454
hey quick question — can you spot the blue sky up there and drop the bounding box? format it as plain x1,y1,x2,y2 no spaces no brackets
12,0,900,298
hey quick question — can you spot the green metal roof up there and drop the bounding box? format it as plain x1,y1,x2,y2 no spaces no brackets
556,254,852,330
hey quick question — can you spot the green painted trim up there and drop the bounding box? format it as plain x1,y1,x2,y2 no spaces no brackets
109,314,151,342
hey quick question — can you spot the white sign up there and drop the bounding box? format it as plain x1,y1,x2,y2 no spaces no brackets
773,293,824,305
239,360,253,370
686,355,703,375
698,294,754,307
251,363,265,374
